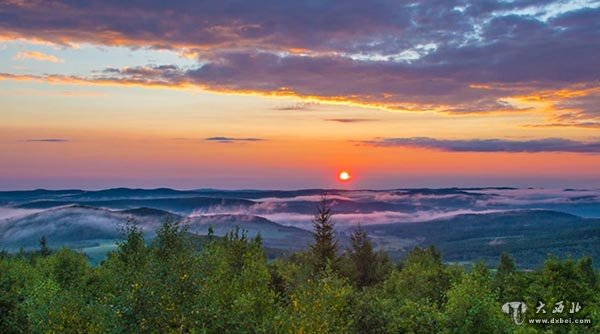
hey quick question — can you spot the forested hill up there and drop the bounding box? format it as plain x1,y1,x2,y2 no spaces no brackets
1,215,598,334
365,210,600,268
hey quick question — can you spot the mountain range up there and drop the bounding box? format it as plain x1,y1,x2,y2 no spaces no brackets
1,187,599,267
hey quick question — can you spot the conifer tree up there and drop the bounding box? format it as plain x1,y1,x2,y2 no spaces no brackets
38,235,50,256
207,225,215,241
311,194,337,271
497,252,515,275
495,252,516,300
349,223,377,288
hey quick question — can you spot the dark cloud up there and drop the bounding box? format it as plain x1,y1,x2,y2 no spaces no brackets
362,137,600,153
325,118,378,123
0,0,409,52
526,122,600,129
205,137,264,144
100,65,183,83
553,93,600,123
0,1,598,116
23,138,69,142
91,53,499,109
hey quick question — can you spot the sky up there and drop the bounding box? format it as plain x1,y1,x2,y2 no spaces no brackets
1,0,599,190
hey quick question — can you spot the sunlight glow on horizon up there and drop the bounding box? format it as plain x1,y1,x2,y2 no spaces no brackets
0,1,599,189
339,171,351,182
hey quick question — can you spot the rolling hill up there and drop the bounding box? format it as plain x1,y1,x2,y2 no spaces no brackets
186,214,312,251
0,205,312,263
2,188,600,268
364,210,600,268
16,196,256,215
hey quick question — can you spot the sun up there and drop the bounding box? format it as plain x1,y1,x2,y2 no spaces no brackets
339,171,351,181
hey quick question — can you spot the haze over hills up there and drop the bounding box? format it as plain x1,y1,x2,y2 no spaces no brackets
364,210,600,268
1,187,600,267
0,204,311,263
16,197,256,215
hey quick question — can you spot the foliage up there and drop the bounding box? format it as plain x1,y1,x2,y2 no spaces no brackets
0,258,33,334
445,262,513,334
340,224,392,288
310,195,338,271
0,212,599,333
273,266,354,334
38,235,51,257
384,246,458,307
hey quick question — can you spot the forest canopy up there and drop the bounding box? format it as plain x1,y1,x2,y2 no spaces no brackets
1,199,598,334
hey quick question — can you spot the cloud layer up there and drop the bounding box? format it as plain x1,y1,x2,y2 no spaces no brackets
362,137,600,153
0,0,598,121
186,187,600,229
205,136,264,143
13,50,64,63
326,118,378,123
24,138,69,143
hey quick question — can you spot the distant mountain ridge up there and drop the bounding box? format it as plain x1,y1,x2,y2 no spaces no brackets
0,205,311,256
16,196,256,215
0,186,509,203
2,187,600,268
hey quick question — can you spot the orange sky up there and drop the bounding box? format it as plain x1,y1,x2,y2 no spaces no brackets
1,0,599,189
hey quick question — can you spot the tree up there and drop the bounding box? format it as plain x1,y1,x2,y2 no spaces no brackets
384,246,456,307
310,194,337,271
349,224,375,287
208,224,215,241
115,220,147,270
576,256,597,289
196,225,275,333
445,262,512,334
147,217,199,333
273,267,353,334
50,248,89,290
0,259,32,334
495,252,518,301
525,256,597,333
353,249,447,334
38,235,51,257
498,252,515,274
345,224,390,288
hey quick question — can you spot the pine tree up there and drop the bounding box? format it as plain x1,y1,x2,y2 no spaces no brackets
349,224,376,288
497,252,515,275
117,220,147,269
311,194,337,271
39,235,50,256
576,256,597,289
253,232,263,248
495,252,515,300
207,225,215,241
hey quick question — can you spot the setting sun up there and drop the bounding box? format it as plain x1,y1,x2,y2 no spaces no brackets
339,171,351,181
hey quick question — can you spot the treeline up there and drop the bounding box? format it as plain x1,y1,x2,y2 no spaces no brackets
1,199,599,333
